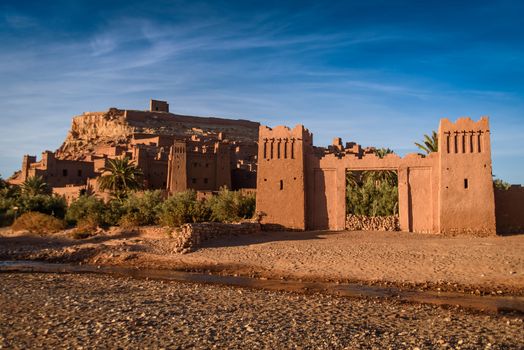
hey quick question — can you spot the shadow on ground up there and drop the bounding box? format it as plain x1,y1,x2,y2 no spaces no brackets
198,230,333,250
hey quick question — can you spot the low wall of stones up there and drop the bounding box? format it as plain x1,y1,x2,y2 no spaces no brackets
173,222,261,253
345,214,400,231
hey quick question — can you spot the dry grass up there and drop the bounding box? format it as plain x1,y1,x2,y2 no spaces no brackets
11,212,66,234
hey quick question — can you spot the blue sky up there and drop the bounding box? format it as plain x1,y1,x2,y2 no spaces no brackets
1,0,523,183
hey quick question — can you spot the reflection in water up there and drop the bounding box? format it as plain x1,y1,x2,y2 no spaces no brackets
0,261,522,314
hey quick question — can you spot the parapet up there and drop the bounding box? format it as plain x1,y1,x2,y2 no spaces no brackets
438,117,491,155
259,124,313,144
439,116,489,132
150,99,169,113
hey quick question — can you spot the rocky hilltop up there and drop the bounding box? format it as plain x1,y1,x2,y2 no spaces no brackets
56,107,260,160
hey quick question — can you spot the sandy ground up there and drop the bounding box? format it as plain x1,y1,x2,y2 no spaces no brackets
0,227,523,295
1,273,523,349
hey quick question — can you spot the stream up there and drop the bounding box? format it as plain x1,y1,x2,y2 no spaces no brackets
1,260,522,315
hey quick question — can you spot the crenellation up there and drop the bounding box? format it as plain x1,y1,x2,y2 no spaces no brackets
257,116,498,235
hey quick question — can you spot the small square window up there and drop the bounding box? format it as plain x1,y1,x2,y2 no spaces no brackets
204,178,208,184
62,169,68,177
192,178,197,184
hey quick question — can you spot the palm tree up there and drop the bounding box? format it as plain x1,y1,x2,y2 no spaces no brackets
98,157,143,200
346,171,359,188
362,148,397,186
374,148,395,159
415,131,438,155
21,175,50,196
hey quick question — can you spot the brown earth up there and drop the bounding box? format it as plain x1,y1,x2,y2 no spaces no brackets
0,228,523,295
1,273,523,349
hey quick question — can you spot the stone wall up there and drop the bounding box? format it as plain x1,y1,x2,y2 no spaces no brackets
172,222,261,253
345,214,400,231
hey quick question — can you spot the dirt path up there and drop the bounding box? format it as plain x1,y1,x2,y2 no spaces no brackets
1,228,523,295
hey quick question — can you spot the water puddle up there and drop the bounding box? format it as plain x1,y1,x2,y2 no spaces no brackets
1,260,522,315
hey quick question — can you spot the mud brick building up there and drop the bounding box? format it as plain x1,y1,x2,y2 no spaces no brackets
256,117,524,234
9,100,259,200
8,99,524,234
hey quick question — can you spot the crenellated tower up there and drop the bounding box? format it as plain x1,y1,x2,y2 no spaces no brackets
167,141,188,193
256,125,313,230
437,117,496,235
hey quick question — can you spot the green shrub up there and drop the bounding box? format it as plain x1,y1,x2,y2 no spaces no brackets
208,188,256,222
346,171,398,217
99,200,123,226
18,194,67,218
236,191,256,219
0,184,21,227
11,212,66,234
0,195,18,227
120,190,164,227
66,195,106,226
159,190,211,227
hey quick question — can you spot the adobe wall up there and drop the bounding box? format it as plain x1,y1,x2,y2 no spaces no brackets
132,146,169,189
438,117,496,235
495,186,524,233
306,151,439,232
150,99,169,113
231,168,257,189
256,117,497,235
124,110,260,129
186,153,219,190
24,151,96,188
256,125,312,230
167,141,231,193
53,185,86,204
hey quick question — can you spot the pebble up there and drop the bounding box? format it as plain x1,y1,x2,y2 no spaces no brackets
0,273,522,349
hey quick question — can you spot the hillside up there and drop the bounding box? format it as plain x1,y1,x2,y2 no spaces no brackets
56,108,260,160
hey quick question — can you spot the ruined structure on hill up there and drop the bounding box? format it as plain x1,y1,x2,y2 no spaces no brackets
9,100,259,201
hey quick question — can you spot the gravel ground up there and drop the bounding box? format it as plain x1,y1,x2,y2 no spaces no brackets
0,273,523,349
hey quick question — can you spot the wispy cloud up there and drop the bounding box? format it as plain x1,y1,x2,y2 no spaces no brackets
0,2,523,183
3,12,37,29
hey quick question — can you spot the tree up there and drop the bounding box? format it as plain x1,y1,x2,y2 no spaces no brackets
21,176,50,196
415,131,438,155
493,178,511,191
362,148,397,185
97,157,143,200
0,175,6,190
346,148,398,217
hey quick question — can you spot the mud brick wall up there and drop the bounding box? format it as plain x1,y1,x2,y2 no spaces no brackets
345,214,400,231
495,186,524,234
173,222,261,253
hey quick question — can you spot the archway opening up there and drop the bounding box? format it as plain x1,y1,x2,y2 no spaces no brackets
345,169,399,231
